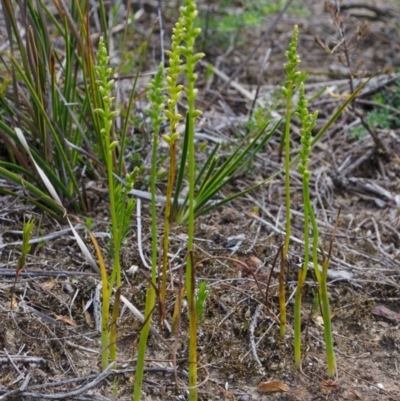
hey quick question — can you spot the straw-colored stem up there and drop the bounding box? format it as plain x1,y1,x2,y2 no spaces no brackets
294,266,305,367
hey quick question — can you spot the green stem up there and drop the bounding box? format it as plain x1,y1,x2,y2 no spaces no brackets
294,266,305,368
294,176,310,367
161,139,177,322
280,85,294,337
321,257,336,377
186,110,197,401
101,290,110,369
109,288,121,367
133,62,163,398
133,284,156,400
304,176,334,376
307,199,322,284
186,45,199,401
105,137,121,292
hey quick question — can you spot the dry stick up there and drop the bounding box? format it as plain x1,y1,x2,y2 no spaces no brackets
220,282,277,317
264,244,283,323
0,363,114,400
203,0,295,110
50,0,83,54
0,366,184,396
119,294,169,348
330,2,389,158
0,355,45,364
249,304,263,367
248,48,271,120
300,295,319,372
0,269,97,277
0,225,85,250
328,206,342,260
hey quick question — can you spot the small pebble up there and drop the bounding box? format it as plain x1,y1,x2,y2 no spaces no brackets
237,395,252,401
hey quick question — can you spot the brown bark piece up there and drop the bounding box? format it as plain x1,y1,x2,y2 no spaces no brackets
371,305,400,323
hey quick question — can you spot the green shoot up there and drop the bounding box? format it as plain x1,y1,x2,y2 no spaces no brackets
134,63,166,401
294,82,335,377
294,82,318,368
280,25,302,337
180,1,205,398
196,282,209,324
16,217,35,275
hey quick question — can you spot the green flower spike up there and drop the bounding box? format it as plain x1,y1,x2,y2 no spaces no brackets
164,14,186,135
147,63,167,132
95,37,117,129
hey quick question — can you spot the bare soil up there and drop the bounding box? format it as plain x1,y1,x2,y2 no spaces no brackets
0,1,400,400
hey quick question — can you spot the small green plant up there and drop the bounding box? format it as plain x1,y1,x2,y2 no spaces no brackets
349,125,368,140
196,282,209,324
16,217,35,276
85,217,94,230
112,377,119,397
350,107,392,140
